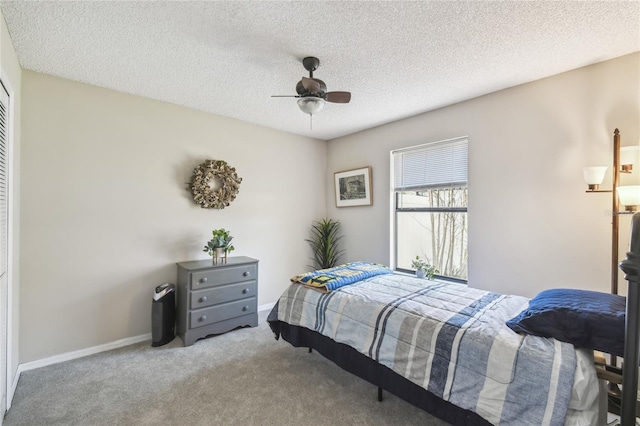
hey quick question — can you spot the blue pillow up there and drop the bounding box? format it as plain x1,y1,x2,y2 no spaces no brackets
506,288,626,356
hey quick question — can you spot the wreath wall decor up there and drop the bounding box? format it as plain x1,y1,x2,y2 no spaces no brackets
188,160,242,209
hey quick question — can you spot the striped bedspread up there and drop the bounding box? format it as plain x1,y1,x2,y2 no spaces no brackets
274,274,578,425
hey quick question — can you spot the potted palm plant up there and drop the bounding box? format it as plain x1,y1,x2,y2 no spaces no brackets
306,218,345,270
203,228,235,263
411,255,438,280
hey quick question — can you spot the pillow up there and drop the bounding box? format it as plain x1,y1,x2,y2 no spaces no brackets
506,288,625,356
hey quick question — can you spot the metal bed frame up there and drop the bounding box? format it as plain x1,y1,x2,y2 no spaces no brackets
620,213,640,425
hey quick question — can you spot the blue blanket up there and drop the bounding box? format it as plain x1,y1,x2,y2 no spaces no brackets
290,261,392,292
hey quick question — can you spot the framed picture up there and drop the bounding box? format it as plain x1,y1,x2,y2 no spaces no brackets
334,166,372,207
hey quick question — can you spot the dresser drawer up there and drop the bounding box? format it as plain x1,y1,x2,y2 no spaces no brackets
191,264,257,289
190,297,257,329
190,281,257,309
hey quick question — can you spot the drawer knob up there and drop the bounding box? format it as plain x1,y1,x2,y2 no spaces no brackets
200,315,207,322
242,288,248,294
200,296,208,303
242,306,248,312
200,277,208,283
243,271,250,277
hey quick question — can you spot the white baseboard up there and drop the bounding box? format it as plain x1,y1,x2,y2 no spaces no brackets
7,368,20,410
15,304,274,381
18,333,152,373
258,302,275,312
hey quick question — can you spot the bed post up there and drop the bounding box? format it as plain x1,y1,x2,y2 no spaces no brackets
619,212,640,425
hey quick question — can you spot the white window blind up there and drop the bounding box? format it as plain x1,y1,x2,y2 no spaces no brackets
393,137,468,191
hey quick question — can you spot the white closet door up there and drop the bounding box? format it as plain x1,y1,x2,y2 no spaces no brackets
0,81,9,420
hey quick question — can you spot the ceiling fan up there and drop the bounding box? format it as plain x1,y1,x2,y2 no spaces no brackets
272,57,351,128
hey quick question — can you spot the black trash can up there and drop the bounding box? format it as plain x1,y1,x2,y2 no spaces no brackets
151,283,176,347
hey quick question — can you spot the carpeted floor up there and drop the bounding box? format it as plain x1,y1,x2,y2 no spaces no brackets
5,310,448,426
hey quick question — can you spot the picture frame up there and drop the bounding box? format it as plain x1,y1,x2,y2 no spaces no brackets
334,166,372,207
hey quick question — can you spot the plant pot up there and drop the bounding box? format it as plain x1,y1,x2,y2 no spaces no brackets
213,247,226,263
416,270,425,279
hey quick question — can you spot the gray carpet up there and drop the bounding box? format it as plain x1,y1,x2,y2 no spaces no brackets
5,311,448,425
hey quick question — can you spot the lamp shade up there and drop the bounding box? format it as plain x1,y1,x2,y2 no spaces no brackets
297,97,325,115
583,166,607,190
617,186,640,211
621,146,640,166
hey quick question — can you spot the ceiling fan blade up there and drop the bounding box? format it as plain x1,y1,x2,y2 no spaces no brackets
325,91,351,103
271,95,300,98
301,77,322,94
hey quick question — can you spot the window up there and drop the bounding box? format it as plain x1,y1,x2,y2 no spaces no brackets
392,137,468,281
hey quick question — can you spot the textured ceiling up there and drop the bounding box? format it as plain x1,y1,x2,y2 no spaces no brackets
1,1,639,140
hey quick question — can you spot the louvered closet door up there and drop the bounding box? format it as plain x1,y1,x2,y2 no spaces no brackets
0,81,9,417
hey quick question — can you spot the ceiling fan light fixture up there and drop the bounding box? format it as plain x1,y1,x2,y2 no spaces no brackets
297,96,325,115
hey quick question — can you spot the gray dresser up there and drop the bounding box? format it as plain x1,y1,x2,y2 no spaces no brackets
176,256,259,346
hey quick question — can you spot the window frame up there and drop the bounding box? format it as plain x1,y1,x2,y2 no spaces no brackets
393,192,468,283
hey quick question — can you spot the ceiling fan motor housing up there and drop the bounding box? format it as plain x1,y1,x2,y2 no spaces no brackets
296,79,327,97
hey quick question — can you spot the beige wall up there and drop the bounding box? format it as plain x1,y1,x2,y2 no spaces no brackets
16,48,640,362
0,7,22,401
20,71,326,362
327,53,640,298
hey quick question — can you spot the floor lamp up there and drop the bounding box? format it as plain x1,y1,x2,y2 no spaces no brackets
584,128,640,423
584,129,640,292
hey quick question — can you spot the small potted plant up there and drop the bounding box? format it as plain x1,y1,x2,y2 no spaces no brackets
411,255,439,280
203,228,235,263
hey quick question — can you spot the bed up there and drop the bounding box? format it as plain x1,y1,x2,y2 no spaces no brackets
267,264,604,425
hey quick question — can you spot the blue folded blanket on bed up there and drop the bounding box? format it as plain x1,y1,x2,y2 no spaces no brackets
291,261,393,292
